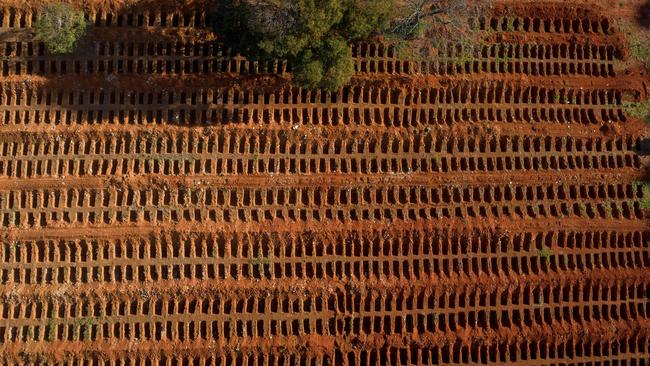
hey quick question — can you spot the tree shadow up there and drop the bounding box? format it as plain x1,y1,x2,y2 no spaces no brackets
205,0,275,64
1,0,294,127
639,138,650,156
637,0,650,28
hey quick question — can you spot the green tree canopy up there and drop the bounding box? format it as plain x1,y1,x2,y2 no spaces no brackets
339,0,393,41
33,3,88,54
215,0,393,91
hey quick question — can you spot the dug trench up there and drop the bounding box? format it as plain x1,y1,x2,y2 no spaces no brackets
0,0,649,365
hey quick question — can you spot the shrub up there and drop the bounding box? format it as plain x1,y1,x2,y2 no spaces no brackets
33,4,88,54
539,246,552,264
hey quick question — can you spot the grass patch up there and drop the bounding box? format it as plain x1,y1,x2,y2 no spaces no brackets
578,203,588,217
46,319,56,342
634,181,650,209
602,201,613,217
642,185,650,209
248,254,271,273
627,31,650,70
623,99,650,124
539,246,552,264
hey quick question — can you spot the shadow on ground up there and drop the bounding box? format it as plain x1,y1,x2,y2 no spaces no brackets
637,0,650,28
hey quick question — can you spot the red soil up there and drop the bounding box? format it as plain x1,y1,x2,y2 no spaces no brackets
0,0,648,365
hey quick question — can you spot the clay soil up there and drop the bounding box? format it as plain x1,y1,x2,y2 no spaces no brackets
0,0,649,365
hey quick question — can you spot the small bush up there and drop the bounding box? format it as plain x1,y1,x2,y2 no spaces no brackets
539,246,552,264
33,4,88,54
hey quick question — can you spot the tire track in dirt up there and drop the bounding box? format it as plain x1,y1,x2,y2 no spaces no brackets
4,217,648,241
0,170,643,189
0,123,642,140
3,266,647,300
2,71,645,94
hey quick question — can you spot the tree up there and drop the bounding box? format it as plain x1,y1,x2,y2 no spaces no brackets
294,58,325,90
214,0,489,89
387,0,493,60
316,36,355,91
390,0,479,40
254,0,344,58
33,4,88,54
215,0,392,91
338,0,394,41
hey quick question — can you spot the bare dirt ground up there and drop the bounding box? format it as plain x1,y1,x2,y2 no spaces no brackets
0,0,649,365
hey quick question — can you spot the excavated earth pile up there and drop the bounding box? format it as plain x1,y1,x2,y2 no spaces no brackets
0,0,649,365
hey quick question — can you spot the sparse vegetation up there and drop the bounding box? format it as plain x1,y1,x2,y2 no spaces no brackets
506,17,516,32
387,0,493,60
602,201,613,217
627,30,650,70
44,315,105,342
33,4,88,54
578,203,588,217
389,0,438,40
248,254,271,273
623,99,650,124
633,181,650,209
539,246,552,264
642,186,650,209
46,319,56,342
